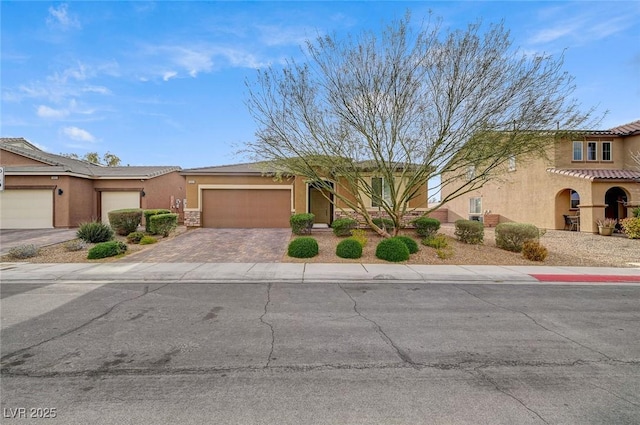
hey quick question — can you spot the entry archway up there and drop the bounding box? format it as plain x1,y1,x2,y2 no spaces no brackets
604,186,628,222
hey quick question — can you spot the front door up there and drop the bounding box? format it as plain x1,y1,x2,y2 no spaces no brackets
309,185,332,224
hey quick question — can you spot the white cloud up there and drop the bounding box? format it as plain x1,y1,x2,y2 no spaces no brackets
163,71,178,81
37,105,69,119
62,126,96,142
47,3,81,30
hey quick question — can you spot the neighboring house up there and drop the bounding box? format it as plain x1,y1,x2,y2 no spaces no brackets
181,162,434,228
441,120,640,233
0,138,185,229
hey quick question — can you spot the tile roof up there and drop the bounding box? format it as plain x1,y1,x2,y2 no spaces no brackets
1,138,180,179
181,162,269,174
546,168,640,181
609,120,640,135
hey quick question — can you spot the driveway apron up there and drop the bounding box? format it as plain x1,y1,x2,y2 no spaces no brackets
0,229,78,256
118,228,292,263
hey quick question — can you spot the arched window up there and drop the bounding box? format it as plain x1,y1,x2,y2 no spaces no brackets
570,190,580,210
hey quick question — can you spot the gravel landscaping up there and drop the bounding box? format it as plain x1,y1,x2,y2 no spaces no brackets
1,224,638,267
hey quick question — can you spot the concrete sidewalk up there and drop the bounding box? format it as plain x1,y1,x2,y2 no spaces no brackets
1,262,639,284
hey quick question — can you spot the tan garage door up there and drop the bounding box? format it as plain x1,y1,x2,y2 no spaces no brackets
202,189,291,228
0,189,54,229
101,191,140,224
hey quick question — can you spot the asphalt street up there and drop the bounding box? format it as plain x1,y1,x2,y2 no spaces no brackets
1,281,639,424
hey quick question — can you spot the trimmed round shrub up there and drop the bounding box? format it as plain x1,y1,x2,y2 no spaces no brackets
495,223,540,252
336,238,363,259
454,220,484,244
8,244,39,259
372,217,396,231
290,213,315,235
375,237,410,262
126,231,146,244
287,237,319,258
77,221,114,243
331,217,358,236
87,241,127,260
621,217,640,239
108,208,143,236
395,235,419,254
148,213,178,237
522,240,548,262
412,216,440,238
139,235,158,245
144,209,171,232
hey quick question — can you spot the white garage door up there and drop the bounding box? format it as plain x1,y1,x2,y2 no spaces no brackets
0,189,54,229
101,191,140,224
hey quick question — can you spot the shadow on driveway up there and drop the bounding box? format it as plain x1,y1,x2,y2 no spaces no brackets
118,228,292,263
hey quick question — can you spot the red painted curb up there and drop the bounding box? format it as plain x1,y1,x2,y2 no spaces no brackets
531,274,640,283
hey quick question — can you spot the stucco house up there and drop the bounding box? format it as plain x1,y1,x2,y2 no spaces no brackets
0,138,185,229
181,162,438,228
441,120,640,233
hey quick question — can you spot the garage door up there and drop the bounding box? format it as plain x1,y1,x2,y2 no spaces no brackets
202,189,291,228
0,189,54,229
101,191,140,224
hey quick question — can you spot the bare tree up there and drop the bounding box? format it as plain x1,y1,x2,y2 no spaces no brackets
244,13,596,237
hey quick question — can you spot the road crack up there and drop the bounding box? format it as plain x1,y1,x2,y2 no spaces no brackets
1,283,171,363
453,284,616,361
338,283,418,368
259,282,275,368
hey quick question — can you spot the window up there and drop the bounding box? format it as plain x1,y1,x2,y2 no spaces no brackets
508,155,516,171
572,141,583,161
371,177,391,207
467,165,476,180
570,190,580,209
469,197,482,215
602,141,612,161
587,142,597,161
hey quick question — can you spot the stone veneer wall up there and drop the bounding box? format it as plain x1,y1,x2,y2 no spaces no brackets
184,210,201,227
334,208,448,228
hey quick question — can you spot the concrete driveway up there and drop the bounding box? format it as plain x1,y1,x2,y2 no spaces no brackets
119,228,292,263
0,228,77,256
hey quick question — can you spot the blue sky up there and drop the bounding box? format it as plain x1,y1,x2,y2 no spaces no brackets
2,1,639,168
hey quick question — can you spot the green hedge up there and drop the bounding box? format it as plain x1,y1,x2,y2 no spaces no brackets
331,218,358,236
87,241,127,260
495,222,540,252
148,213,178,237
454,220,484,244
372,217,396,230
287,237,319,258
144,209,171,232
290,213,315,235
395,235,419,254
336,238,363,259
375,237,410,262
108,208,143,236
412,217,440,238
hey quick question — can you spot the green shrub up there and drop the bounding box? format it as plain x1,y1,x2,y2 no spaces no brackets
64,239,86,252
290,213,315,235
287,237,319,258
436,247,454,259
108,208,143,236
422,233,449,249
77,221,114,243
331,218,358,236
350,229,368,247
139,235,158,245
336,238,363,259
375,237,410,262
372,217,396,231
8,244,39,259
395,235,419,254
522,240,548,262
126,231,146,244
632,207,640,218
144,209,171,232
454,220,484,244
621,217,640,239
495,223,541,253
87,241,127,260
148,213,178,237
412,216,441,238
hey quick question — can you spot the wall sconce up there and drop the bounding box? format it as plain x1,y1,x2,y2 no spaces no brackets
141,190,146,197
57,188,64,195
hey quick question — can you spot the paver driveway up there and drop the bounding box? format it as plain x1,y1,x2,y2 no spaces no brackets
118,228,292,263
